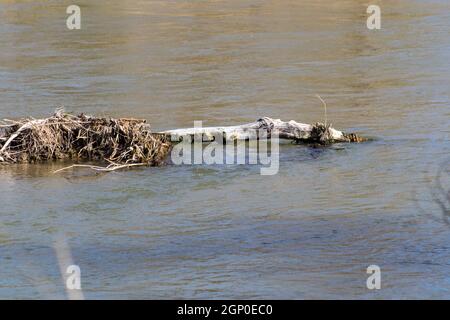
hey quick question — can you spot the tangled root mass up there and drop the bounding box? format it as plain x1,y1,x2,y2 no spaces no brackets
0,110,172,166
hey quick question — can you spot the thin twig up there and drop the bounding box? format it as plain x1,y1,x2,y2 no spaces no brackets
316,94,327,127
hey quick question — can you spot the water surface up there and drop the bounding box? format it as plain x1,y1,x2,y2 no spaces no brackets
0,0,449,299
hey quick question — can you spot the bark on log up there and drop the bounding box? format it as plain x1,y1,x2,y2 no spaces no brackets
160,117,363,144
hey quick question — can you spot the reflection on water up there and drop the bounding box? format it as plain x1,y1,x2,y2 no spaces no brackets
0,0,449,298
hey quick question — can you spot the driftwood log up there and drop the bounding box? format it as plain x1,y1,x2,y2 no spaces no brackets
0,111,364,171
161,117,364,144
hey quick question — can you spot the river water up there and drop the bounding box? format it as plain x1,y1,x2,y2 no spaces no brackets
0,0,449,299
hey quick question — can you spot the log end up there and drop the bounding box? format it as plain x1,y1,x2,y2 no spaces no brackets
294,122,366,145
342,132,367,143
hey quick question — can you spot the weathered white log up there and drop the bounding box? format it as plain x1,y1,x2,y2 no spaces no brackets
160,117,362,144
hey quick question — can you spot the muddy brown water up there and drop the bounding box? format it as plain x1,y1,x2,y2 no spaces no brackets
0,0,449,298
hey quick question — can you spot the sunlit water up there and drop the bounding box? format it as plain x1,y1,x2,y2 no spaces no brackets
0,0,449,299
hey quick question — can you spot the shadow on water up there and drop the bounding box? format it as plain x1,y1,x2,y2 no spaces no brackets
414,159,450,227
433,162,450,225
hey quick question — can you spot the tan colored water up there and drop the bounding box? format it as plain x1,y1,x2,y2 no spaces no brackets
0,0,449,298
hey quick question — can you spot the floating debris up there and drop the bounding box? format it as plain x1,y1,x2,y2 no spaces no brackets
0,109,172,170
0,110,365,172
